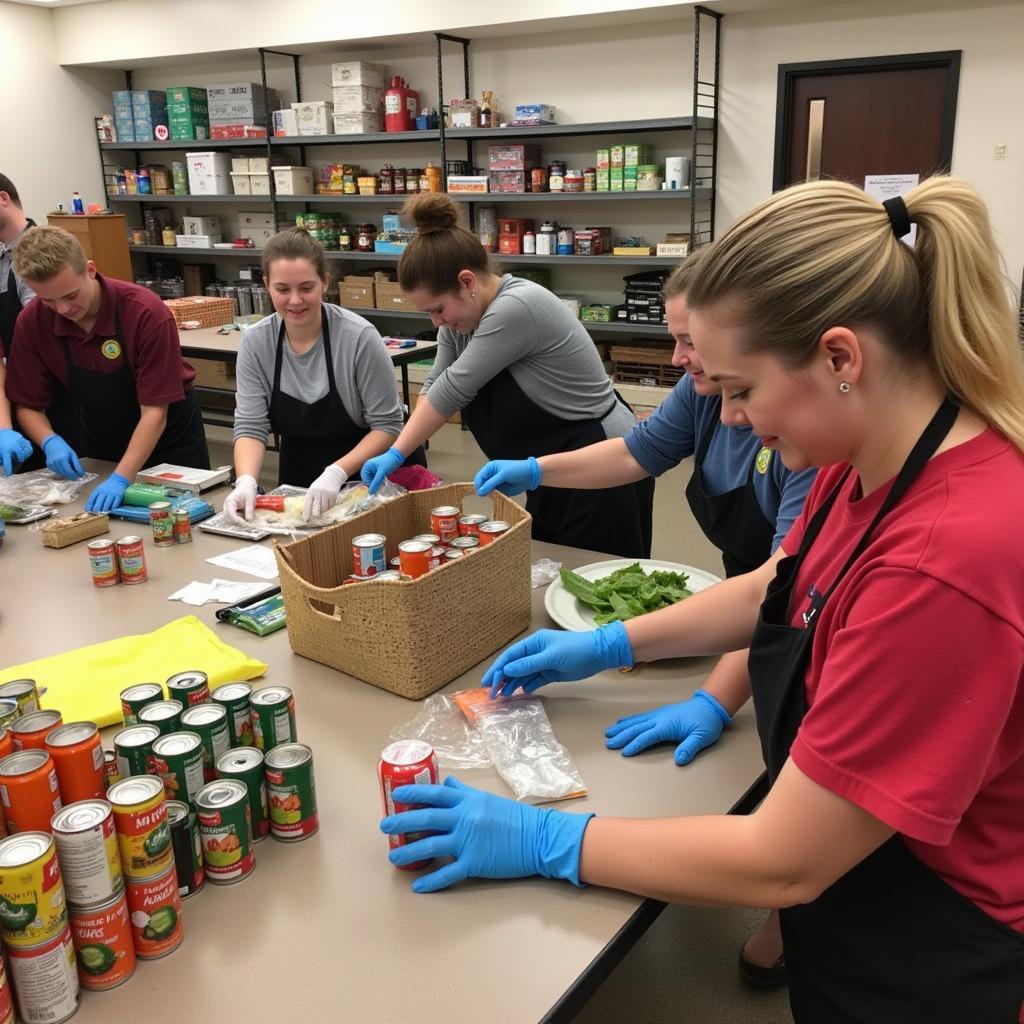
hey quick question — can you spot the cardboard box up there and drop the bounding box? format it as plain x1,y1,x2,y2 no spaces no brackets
624,144,654,167
291,101,334,136
498,218,534,255
175,234,223,248
239,226,273,245
375,281,415,310
250,173,271,195
332,112,383,134
373,270,397,288
182,263,216,296
273,166,314,195
488,144,542,171
331,61,386,88
624,166,638,192
331,85,383,113
186,152,232,195
610,167,625,192
272,109,298,137
239,211,274,229
656,240,690,257
182,215,221,236
595,170,610,192
340,283,374,308
447,176,489,194
610,145,625,169
343,273,375,288
206,82,271,100
488,171,528,194
248,157,269,174
166,86,208,106
209,100,268,124
513,103,556,125
169,117,209,141
188,357,237,390
230,157,250,173
230,173,252,195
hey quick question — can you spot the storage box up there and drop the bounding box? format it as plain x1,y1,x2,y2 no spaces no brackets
272,109,299,137
488,144,542,172
210,124,267,139
209,100,268,124
656,240,690,258
498,218,534,255
272,166,314,195
113,120,135,143
624,144,654,167
248,157,269,174
166,86,208,106
239,226,273,245
581,304,613,323
163,295,235,327
274,483,531,699
230,157,250,173
340,284,374,308
206,82,271,101
343,273,376,288
250,173,271,195
611,345,683,388
39,512,109,549
488,171,529,194
447,175,489,194
374,281,415,309
131,90,167,119
189,356,237,389
514,103,556,126
573,229,605,256
168,117,209,141
610,145,625,169
610,167,625,192
230,173,252,195
624,166,638,192
331,85,383,112
292,101,333,136
330,61,386,89
175,234,223,248
182,263,216,296
186,152,232,195
373,240,410,256
182,215,221,236
239,211,274,229
332,112,384,135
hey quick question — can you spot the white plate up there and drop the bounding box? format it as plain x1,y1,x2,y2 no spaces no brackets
544,558,722,632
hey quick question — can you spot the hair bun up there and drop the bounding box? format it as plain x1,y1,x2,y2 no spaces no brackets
402,193,459,234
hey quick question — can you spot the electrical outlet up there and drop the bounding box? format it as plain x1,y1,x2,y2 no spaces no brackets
994,143,1007,160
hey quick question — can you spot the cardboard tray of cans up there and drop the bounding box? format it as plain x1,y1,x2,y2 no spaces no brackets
274,483,531,700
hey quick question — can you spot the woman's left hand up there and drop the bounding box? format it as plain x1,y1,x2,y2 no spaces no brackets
379,776,594,893
303,464,347,521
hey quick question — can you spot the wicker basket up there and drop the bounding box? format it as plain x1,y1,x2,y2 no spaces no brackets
40,512,109,548
274,483,532,700
163,296,235,328
611,344,684,388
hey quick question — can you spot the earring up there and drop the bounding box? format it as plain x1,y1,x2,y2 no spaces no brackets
471,292,476,298
839,381,851,393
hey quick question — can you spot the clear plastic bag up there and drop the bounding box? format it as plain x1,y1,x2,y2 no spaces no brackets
0,468,98,506
531,558,562,588
252,480,407,529
389,694,492,771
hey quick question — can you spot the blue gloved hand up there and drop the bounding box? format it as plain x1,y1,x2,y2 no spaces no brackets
474,457,542,498
360,446,405,495
380,776,594,893
605,689,732,766
0,428,33,476
42,434,85,480
482,621,634,698
84,473,130,513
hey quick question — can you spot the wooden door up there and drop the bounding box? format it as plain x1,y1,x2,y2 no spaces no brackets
773,52,960,190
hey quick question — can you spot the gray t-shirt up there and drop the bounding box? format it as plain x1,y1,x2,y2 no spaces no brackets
0,225,37,356
233,303,404,443
422,275,635,439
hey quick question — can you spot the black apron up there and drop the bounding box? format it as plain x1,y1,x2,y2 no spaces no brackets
461,368,654,558
269,309,425,487
2,219,84,472
685,400,776,577
747,397,1024,1024
61,306,209,469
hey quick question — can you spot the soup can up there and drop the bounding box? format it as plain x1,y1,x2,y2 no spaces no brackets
0,679,40,717
138,699,184,737
6,924,79,1024
166,670,210,708
429,506,460,542
113,724,160,780
166,800,203,898
196,779,255,883
13,711,63,752
264,744,318,842
250,687,296,753
477,520,510,546
210,683,255,747
45,723,105,805
172,507,192,544
0,953,12,1024
124,864,183,958
107,775,171,881
0,831,68,947
150,732,205,807
216,747,269,841
87,539,119,587
115,536,147,584
379,740,438,869
0,750,62,834
450,535,479,553
352,533,387,577
148,502,175,547
69,890,135,990
457,514,487,537
180,705,229,783
119,683,164,727
398,539,432,580
51,800,124,908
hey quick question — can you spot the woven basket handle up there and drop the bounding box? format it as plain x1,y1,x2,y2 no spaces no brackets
302,594,345,622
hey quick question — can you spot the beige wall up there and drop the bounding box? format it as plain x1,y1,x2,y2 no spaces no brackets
0,2,121,223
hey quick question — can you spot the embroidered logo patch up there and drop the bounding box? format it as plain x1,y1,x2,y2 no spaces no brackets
101,339,121,360
755,447,772,475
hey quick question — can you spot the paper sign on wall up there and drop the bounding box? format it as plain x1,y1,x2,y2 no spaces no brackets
864,173,920,246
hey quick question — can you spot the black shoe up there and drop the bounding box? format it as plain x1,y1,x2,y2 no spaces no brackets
738,949,788,989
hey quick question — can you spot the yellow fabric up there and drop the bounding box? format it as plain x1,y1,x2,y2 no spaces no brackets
0,616,268,728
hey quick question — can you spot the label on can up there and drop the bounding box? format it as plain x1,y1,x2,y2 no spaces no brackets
0,954,13,1024
172,508,192,544
124,867,183,959
180,706,230,783
6,925,79,1024
196,780,255,882
250,688,296,753
113,724,160,779
0,834,68,948
352,533,387,577
211,684,254,748
107,777,172,880
150,733,204,806
379,740,439,870
148,502,174,547
69,892,136,990
52,802,124,908
167,802,203,898
265,744,318,842
116,536,147,584
88,541,119,588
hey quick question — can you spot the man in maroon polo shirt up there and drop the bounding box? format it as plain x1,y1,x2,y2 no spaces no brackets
6,226,209,511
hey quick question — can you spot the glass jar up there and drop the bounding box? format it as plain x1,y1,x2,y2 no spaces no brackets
530,168,548,193
583,167,597,192
424,162,442,193
406,169,421,194
378,164,395,194
338,225,352,251
356,224,378,252
394,168,407,195
564,170,584,193
548,161,566,192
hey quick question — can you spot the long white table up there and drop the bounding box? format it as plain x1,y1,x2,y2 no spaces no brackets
0,466,765,1023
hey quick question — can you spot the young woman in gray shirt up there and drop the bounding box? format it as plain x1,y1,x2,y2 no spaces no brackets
360,194,654,557
224,228,424,523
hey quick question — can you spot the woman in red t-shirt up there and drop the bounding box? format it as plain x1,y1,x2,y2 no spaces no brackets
380,177,1024,1022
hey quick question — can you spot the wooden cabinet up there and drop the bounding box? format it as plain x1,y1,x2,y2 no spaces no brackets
46,214,132,281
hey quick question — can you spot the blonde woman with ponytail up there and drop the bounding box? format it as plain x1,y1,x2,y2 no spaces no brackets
381,177,1024,1023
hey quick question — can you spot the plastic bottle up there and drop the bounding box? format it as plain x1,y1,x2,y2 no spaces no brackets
71,192,85,215
537,221,557,256
523,230,536,255
424,162,442,193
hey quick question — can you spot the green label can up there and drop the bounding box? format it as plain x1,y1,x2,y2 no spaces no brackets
195,779,255,884
216,747,269,841
150,732,205,807
112,725,160,779
165,671,209,709
119,684,164,727
0,679,40,717
166,800,203,899
250,686,296,753
179,706,229,783
264,743,318,842
210,683,254,748
137,700,183,738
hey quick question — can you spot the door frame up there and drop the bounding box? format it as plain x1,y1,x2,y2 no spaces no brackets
771,50,962,191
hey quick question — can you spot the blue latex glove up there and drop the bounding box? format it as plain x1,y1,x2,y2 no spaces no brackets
380,776,594,893
41,434,85,480
474,457,542,498
85,473,130,513
360,446,405,495
605,689,732,766
0,429,33,476
482,621,634,698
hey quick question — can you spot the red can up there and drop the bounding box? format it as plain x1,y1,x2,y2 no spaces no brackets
172,507,192,544
13,711,63,752
116,536,148,584
148,502,175,547
352,533,386,577
477,520,510,547
458,514,487,537
429,545,445,570
0,729,13,760
87,539,119,588
429,505,460,543
412,533,439,546
0,951,12,1024
45,723,105,805
398,540,432,580
124,865,183,959
0,749,62,833
69,891,136,990
378,740,439,871
102,750,120,791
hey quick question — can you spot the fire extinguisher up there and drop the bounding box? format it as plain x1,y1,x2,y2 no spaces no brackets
384,76,420,133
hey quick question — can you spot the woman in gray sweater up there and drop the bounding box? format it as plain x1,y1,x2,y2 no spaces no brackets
361,195,654,557
224,228,423,523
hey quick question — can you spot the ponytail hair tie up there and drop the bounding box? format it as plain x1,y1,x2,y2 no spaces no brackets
882,195,912,239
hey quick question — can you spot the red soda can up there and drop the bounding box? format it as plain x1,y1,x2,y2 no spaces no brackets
116,536,148,584
88,539,119,587
398,540,432,580
379,740,439,870
458,514,487,537
429,506,460,543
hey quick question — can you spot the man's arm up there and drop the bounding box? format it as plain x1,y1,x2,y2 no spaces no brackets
112,405,168,480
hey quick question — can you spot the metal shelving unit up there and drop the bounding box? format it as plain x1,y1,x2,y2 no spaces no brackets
444,116,714,141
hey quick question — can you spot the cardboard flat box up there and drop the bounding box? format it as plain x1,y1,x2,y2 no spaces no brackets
239,211,274,229
375,282,415,310
331,85,383,112
175,233,223,248
248,157,269,174
186,151,232,195
331,61,386,88
272,109,298,137
291,101,334,136
186,358,237,391
343,273,375,288
332,112,383,134
182,215,221,236
239,226,273,244
340,283,374,308
272,166,314,195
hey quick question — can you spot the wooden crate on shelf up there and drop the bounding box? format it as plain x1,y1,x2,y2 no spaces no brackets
610,345,683,388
